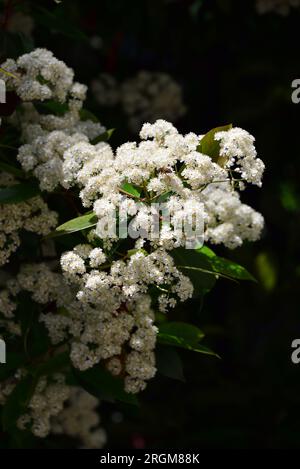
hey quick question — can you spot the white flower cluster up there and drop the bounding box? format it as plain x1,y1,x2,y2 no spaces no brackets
49,120,264,393
16,102,105,192
0,263,68,335
256,0,300,15
55,247,164,393
1,48,75,102
0,369,106,446
92,71,186,133
51,387,107,449
0,260,159,393
214,127,265,187
0,49,266,402
10,262,68,305
63,119,264,250
17,373,71,438
0,173,58,266
1,49,105,192
60,244,193,310
0,265,107,444
201,183,264,249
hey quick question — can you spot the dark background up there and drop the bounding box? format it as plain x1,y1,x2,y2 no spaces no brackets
1,0,300,449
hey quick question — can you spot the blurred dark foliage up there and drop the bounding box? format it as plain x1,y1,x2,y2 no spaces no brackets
1,0,300,449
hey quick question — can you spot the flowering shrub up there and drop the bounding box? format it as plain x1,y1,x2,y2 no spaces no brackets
0,49,264,447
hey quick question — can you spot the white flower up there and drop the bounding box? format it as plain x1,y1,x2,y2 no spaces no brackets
17,374,70,438
0,174,57,266
89,248,106,267
214,127,265,187
61,252,86,278
1,50,106,192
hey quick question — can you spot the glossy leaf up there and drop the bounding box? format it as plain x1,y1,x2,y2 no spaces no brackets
197,246,256,282
158,322,218,357
197,124,232,165
171,247,217,294
36,100,68,116
159,321,205,342
120,182,142,198
52,212,98,236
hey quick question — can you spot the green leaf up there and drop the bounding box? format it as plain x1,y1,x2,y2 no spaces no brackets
158,321,218,357
207,256,256,282
171,247,217,294
197,124,232,165
36,100,68,116
0,182,40,204
120,182,142,198
0,67,18,79
2,375,36,431
156,345,185,382
91,128,115,144
52,212,98,236
158,321,204,343
73,365,139,406
127,248,148,257
197,246,256,282
197,245,216,259
174,245,256,283
158,336,218,356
